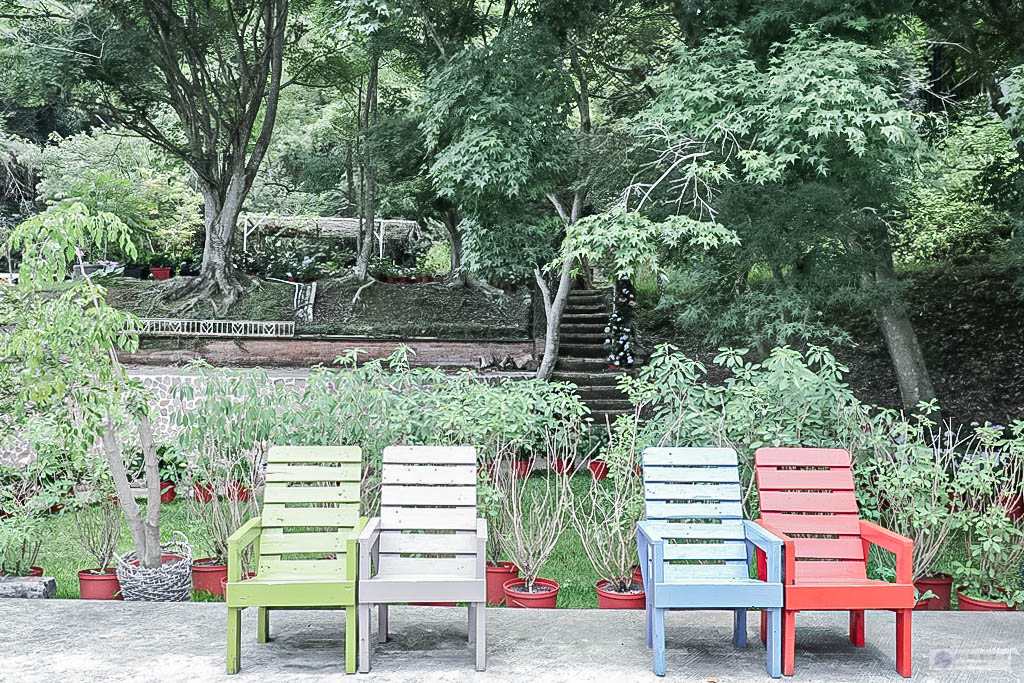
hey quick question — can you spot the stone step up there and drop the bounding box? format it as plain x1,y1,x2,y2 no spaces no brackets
560,344,608,359
568,289,607,297
560,323,608,335
588,410,630,427
552,371,626,387
561,333,606,345
555,357,611,372
583,398,634,412
561,312,608,323
574,385,628,400
564,302,608,313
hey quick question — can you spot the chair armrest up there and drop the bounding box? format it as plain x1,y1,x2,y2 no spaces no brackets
860,520,914,584
743,520,783,584
358,517,381,581
476,518,488,579
755,519,795,586
347,517,368,581
227,517,262,581
637,521,665,585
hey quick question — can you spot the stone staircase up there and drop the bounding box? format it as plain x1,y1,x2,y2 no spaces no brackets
552,289,634,427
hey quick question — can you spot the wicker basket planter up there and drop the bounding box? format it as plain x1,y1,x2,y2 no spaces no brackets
115,532,193,602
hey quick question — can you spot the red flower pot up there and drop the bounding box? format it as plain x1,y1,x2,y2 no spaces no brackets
385,276,396,284
78,568,122,600
608,365,618,370
595,579,645,609
227,482,251,501
1002,495,1024,522
511,460,532,479
631,564,643,586
502,577,559,608
19,566,44,577
956,589,1013,611
151,267,173,280
588,460,609,480
193,559,228,597
160,481,176,504
914,574,953,611
486,562,519,606
552,458,573,475
193,482,214,502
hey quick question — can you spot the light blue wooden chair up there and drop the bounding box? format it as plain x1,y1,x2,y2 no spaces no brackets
636,447,784,678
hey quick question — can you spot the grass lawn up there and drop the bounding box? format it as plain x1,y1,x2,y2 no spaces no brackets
34,475,605,607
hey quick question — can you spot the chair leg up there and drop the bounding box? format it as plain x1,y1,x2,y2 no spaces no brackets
468,604,476,644
378,603,388,644
849,610,865,647
765,608,782,679
645,598,653,649
227,607,242,675
257,607,270,643
345,604,357,675
474,602,486,671
733,609,747,648
358,604,372,674
896,609,912,678
782,609,796,676
653,608,667,676
760,609,767,645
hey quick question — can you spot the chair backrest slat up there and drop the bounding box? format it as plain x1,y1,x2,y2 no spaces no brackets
643,447,748,581
378,446,479,578
754,447,866,582
258,446,362,576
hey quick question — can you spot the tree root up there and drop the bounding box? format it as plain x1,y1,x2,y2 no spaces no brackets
161,267,248,317
352,277,376,304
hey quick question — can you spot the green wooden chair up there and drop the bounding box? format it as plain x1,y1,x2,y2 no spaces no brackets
225,446,365,675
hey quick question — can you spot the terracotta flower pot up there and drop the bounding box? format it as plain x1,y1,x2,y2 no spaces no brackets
160,481,177,504
502,577,559,608
151,266,173,280
956,589,1014,611
486,562,519,605
511,460,532,479
78,568,122,600
22,566,44,577
914,574,953,611
193,482,214,502
588,460,609,480
595,579,645,609
193,559,228,597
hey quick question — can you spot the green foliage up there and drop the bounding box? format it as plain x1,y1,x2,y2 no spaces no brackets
415,241,451,275
36,131,201,261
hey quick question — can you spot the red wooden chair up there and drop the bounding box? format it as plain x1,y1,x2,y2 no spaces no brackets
754,447,914,677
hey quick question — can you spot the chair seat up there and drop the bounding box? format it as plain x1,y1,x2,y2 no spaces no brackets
359,575,486,603
226,575,355,608
786,580,915,610
653,579,783,609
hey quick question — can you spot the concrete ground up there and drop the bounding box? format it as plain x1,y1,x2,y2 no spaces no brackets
0,600,1020,682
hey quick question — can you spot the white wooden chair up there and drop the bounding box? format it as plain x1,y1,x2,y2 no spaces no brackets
357,445,487,672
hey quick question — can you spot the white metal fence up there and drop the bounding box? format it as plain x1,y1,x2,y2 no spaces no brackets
138,318,295,338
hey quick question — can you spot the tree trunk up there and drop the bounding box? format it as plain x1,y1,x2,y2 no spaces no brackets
101,419,162,568
443,210,463,276
867,261,936,413
355,54,379,281
535,258,575,380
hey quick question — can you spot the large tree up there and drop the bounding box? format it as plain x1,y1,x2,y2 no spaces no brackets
5,0,290,311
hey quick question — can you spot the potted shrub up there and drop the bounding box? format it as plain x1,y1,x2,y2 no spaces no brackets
147,253,174,280
477,470,518,605
951,429,1024,611
4,204,191,601
122,263,149,279
493,445,575,608
184,446,261,599
572,450,644,608
861,415,965,610
952,506,1023,611
0,513,45,578
72,481,124,600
